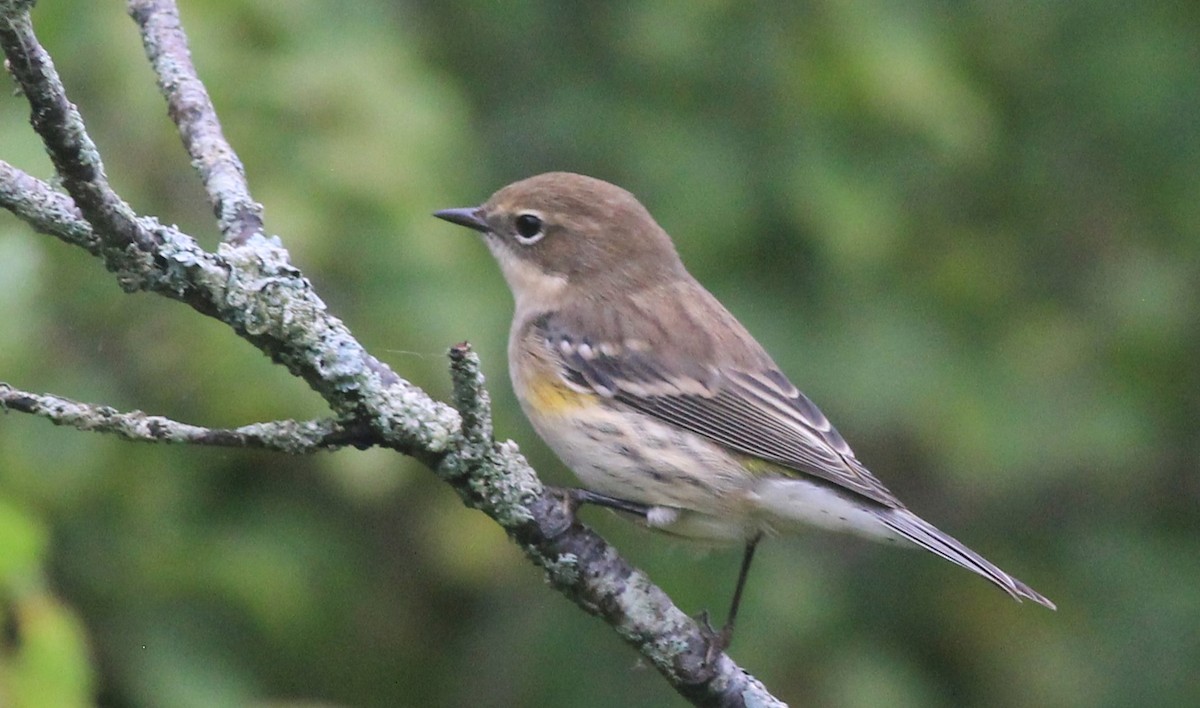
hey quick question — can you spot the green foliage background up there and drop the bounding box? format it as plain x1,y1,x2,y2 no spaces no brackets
1,1,1197,706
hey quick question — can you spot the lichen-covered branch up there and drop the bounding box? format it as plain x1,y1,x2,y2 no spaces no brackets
442,345,784,707
127,0,264,245
0,0,151,251
0,160,98,251
0,384,363,452
0,2,786,706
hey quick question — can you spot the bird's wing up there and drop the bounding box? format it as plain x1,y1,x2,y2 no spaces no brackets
534,310,902,508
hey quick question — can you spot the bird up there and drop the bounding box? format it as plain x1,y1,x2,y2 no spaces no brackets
434,171,1055,649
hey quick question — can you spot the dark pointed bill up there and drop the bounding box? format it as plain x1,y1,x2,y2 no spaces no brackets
433,206,489,233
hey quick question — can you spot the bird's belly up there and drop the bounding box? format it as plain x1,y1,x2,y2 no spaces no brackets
515,380,903,545
521,397,758,541
750,477,904,543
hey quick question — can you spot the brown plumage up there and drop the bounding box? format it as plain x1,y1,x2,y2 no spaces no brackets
435,172,1056,640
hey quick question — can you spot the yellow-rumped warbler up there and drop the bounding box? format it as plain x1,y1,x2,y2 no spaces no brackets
435,172,1054,644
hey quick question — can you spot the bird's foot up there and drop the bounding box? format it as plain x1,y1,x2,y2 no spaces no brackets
695,610,732,666
565,488,652,520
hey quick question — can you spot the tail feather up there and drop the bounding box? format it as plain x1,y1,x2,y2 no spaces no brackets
877,509,1056,610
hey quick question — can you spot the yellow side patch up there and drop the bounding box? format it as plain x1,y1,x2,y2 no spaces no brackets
525,374,591,416
737,454,795,478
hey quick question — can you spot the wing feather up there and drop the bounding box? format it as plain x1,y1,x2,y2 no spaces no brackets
536,313,901,508
528,308,1056,609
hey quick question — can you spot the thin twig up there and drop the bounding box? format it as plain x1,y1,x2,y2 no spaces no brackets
128,0,264,245
447,342,495,474
0,384,366,452
0,160,98,251
0,2,153,250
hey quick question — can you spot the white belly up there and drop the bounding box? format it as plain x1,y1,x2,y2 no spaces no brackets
749,478,903,542
524,398,901,546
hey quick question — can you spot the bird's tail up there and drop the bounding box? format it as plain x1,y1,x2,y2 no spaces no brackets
876,508,1056,610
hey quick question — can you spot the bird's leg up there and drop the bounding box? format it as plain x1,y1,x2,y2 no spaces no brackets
700,533,763,663
566,488,653,519
565,489,762,662
723,532,762,642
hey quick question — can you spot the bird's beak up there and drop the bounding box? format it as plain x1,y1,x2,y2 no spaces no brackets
433,206,489,233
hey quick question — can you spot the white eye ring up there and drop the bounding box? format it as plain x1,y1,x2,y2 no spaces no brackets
513,212,545,245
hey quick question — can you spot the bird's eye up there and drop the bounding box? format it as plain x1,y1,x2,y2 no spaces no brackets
514,213,545,244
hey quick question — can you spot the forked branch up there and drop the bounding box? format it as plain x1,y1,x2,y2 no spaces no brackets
0,2,785,705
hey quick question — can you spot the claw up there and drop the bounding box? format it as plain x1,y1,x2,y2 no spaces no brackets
695,610,731,666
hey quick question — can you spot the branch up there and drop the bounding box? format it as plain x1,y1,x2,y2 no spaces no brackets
0,0,152,251
0,2,786,705
0,160,98,252
128,0,264,245
0,384,366,452
443,346,785,707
